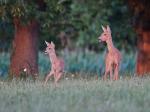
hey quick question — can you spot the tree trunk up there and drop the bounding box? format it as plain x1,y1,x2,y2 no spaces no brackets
136,28,150,75
10,19,38,77
128,0,150,76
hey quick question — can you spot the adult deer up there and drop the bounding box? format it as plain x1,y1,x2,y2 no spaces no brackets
98,25,122,80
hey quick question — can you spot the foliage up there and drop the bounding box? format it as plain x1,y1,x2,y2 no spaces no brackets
0,0,69,48
0,0,136,51
69,0,136,51
0,78,150,112
0,0,64,22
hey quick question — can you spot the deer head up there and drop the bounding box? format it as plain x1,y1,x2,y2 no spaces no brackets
45,41,55,55
98,25,111,43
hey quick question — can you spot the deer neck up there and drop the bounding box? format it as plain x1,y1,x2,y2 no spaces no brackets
49,52,58,64
106,37,114,52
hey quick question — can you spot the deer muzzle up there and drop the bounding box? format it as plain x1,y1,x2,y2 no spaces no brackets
45,51,48,54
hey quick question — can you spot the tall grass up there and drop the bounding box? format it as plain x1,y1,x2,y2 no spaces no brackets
39,49,136,76
0,77,150,112
0,52,10,77
0,51,149,112
0,50,136,77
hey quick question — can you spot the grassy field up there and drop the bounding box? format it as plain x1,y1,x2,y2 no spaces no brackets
0,77,150,112
0,51,146,112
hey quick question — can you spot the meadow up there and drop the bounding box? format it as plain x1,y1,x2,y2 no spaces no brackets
0,77,150,112
0,50,149,112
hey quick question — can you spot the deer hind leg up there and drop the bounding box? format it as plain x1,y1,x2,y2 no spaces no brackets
114,64,119,80
54,72,62,86
44,71,54,85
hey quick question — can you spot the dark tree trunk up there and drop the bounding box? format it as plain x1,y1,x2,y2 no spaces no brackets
136,27,150,75
128,0,150,76
10,18,38,77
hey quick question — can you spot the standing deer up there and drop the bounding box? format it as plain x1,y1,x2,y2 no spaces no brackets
44,41,64,85
98,25,121,80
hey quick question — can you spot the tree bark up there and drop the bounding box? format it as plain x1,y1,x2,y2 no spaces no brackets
10,18,38,77
136,27,150,75
128,0,150,76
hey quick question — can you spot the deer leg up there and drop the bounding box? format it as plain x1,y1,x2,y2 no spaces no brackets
103,67,110,80
114,64,119,80
103,62,110,80
109,66,113,80
54,72,62,86
44,71,53,85
103,65,110,80
54,73,57,82
103,71,108,80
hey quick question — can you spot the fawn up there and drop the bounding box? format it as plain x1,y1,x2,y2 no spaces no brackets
44,41,64,85
98,25,121,80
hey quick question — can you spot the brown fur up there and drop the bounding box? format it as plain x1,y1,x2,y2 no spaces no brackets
44,41,64,85
98,25,122,80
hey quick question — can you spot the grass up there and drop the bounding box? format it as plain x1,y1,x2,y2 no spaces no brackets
0,50,136,77
0,77,150,112
0,50,144,112
39,49,136,76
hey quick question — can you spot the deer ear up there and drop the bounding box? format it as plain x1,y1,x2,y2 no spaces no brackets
51,41,55,48
101,25,106,32
106,25,111,33
45,41,50,46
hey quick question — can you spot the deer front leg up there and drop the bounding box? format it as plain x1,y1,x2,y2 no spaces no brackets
103,70,109,80
103,54,110,80
103,60,111,80
109,66,113,80
44,71,54,85
114,64,119,80
103,65,110,80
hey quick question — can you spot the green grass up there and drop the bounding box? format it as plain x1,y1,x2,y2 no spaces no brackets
0,50,136,77
0,51,145,112
39,50,136,76
0,77,150,112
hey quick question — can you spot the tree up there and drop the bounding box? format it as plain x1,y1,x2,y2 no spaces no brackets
69,0,135,51
0,0,67,77
128,0,150,75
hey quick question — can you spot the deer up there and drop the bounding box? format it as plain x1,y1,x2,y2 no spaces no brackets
98,25,122,80
44,41,64,85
